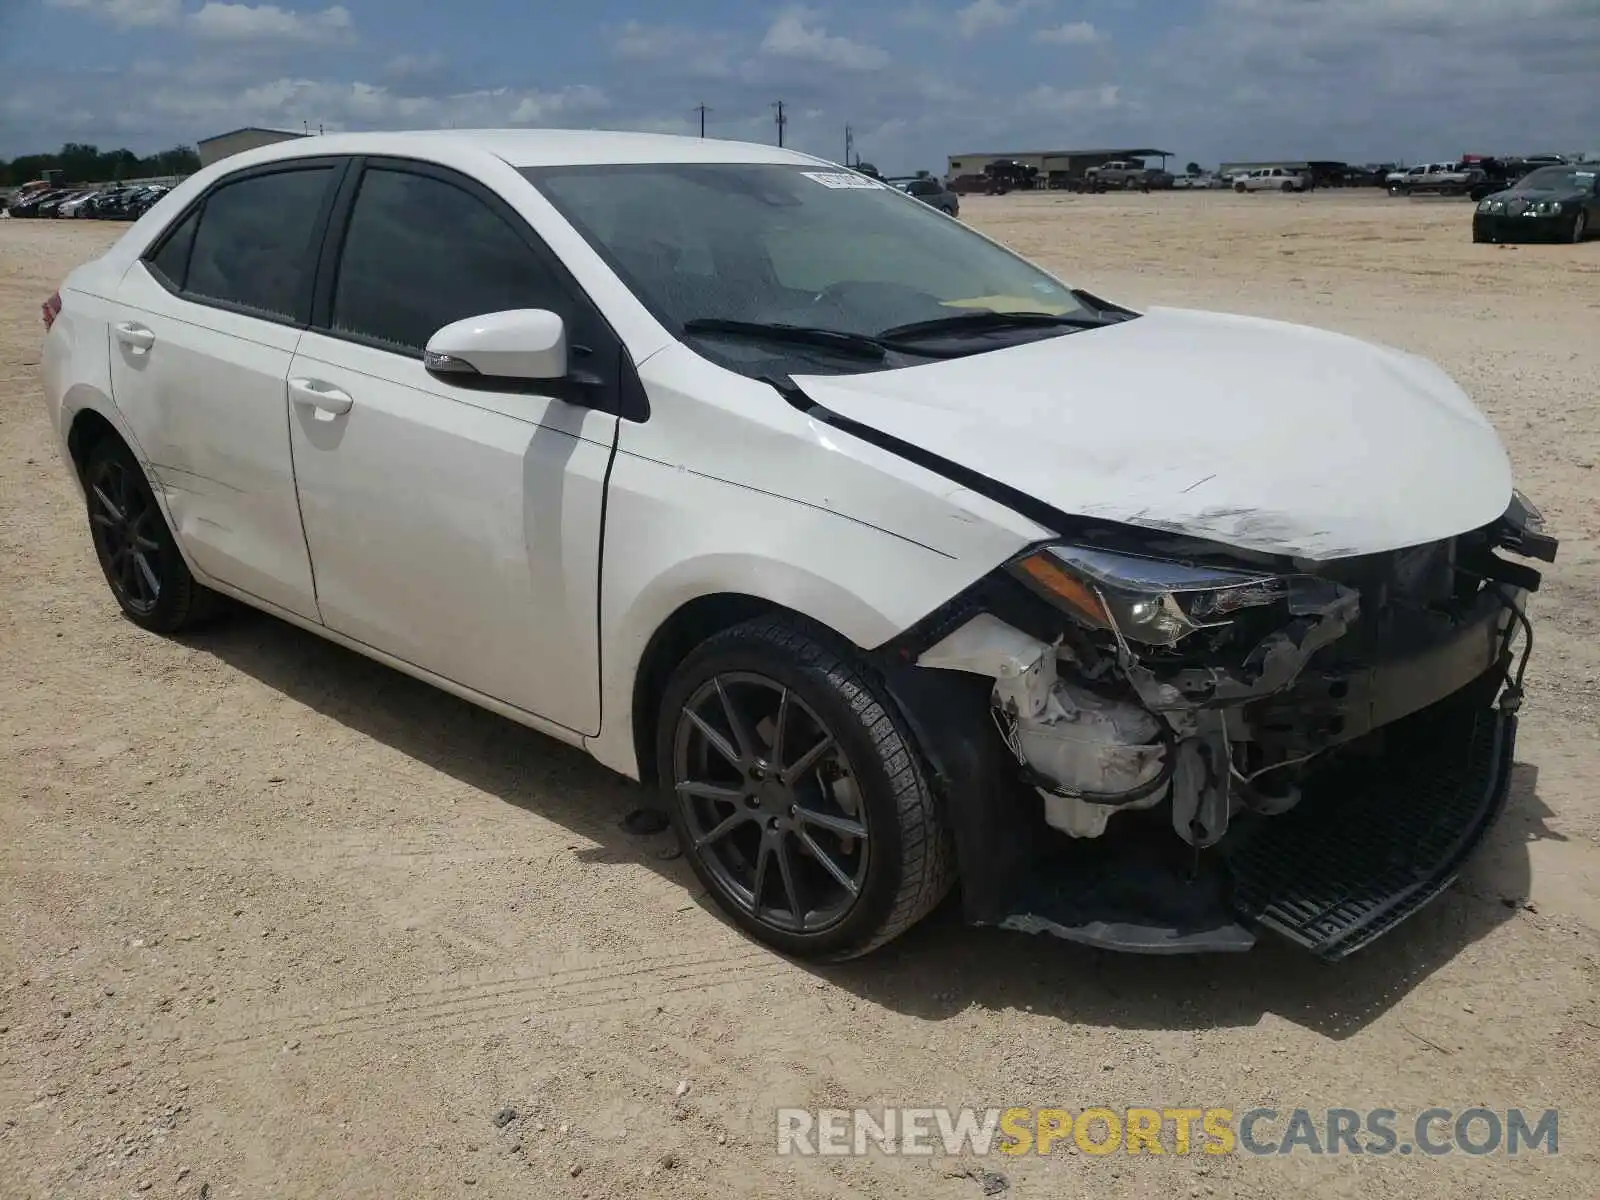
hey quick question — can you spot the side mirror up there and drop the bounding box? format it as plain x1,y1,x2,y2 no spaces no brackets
424,309,567,382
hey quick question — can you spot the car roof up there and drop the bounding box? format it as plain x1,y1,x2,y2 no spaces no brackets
239,128,828,170
95,129,843,273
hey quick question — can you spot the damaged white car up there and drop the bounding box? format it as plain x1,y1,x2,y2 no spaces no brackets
42,131,1558,961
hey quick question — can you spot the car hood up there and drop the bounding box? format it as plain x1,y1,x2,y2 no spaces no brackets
791,306,1514,562
1499,186,1583,201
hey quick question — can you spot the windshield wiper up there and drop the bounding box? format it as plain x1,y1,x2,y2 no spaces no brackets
874,310,1110,341
681,318,887,361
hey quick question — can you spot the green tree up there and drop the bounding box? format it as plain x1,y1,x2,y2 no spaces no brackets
0,142,201,187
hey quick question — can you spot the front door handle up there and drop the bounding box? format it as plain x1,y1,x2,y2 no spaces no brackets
114,322,155,353
288,377,354,421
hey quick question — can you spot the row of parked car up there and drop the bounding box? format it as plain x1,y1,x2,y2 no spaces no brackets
4,181,172,221
1384,155,1576,200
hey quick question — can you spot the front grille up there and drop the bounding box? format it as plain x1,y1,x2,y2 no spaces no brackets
1225,674,1513,959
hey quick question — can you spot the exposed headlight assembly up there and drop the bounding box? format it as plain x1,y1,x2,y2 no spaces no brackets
1008,545,1289,647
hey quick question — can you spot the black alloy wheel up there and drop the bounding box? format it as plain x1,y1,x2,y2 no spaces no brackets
83,436,218,633
674,672,870,934
657,617,954,959
87,448,163,616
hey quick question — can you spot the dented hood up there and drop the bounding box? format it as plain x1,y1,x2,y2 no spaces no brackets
792,306,1514,561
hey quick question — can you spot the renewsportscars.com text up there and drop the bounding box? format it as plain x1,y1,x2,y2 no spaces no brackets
775,1106,1559,1157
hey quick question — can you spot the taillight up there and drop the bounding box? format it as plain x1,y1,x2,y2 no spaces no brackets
42,290,62,331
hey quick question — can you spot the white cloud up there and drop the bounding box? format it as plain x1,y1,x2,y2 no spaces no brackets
612,20,690,60
188,3,354,43
1034,20,1104,46
892,2,942,30
44,0,180,28
1137,0,1600,160
1025,82,1123,113
954,0,1045,39
17,0,1600,173
609,20,738,78
760,7,890,70
380,53,447,84
99,69,609,135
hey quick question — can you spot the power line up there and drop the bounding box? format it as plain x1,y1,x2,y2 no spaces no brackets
772,100,787,148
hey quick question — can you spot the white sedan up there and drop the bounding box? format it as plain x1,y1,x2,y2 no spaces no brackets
42,130,1556,961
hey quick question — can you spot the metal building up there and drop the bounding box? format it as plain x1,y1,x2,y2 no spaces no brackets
196,127,308,168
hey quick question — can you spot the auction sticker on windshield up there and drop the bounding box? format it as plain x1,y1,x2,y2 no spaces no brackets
801,171,885,189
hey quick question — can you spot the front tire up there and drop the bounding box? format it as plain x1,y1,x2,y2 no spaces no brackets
83,436,219,634
657,616,954,960
1571,210,1588,243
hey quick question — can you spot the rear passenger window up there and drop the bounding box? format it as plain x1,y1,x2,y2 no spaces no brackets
147,207,199,290
184,168,333,320
330,168,572,354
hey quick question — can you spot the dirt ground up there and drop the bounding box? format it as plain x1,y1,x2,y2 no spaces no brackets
2,190,1597,1200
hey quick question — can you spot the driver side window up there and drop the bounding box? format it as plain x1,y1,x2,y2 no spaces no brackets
331,167,575,355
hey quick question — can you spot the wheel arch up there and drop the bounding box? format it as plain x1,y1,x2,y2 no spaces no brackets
629,591,782,788
625,590,908,790
66,403,125,478
60,394,209,584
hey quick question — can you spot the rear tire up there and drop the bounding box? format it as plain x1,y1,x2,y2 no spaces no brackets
82,436,220,634
656,615,955,961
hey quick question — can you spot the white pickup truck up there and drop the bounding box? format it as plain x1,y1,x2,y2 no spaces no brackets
1233,166,1312,193
1387,162,1484,197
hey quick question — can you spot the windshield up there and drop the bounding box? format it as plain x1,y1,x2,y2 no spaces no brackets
1518,166,1596,191
523,163,1089,362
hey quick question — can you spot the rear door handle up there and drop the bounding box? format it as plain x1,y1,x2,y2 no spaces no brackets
288,377,354,421
114,322,155,353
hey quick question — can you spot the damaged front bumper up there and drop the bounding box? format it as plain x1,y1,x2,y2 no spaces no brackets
879,495,1557,960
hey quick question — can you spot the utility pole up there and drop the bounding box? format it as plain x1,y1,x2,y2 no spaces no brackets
844,124,854,166
772,100,787,148
694,104,710,138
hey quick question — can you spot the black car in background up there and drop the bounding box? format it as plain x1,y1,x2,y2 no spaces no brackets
1465,157,1539,201
1473,164,1599,243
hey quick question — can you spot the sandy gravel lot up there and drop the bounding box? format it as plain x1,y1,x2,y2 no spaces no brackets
2,191,1598,1200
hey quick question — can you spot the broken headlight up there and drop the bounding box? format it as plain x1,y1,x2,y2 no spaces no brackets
1008,544,1287,648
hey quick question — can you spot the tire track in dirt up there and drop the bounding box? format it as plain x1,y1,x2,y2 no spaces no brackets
43,948,788,1081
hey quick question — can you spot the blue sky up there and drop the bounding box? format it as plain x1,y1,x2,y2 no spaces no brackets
2,0,1596,170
